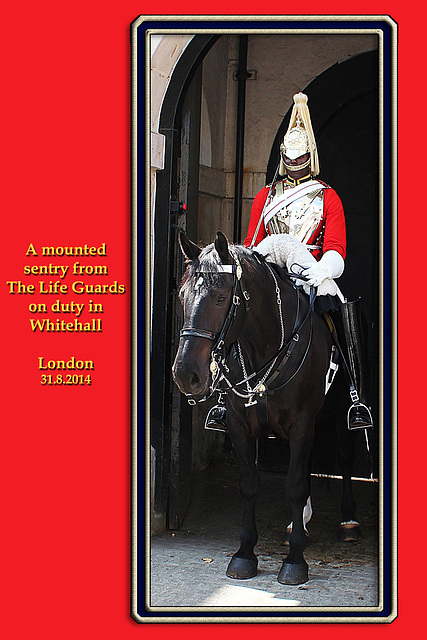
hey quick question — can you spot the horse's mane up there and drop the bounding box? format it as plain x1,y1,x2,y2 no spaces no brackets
180,243,265,296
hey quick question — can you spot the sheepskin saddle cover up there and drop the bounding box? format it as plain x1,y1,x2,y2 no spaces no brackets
255,234,337,297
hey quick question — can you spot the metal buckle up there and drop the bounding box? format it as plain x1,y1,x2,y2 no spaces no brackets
217,392,226,405
350,389,359,403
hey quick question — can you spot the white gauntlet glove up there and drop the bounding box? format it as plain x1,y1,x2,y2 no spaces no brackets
303,250,344,286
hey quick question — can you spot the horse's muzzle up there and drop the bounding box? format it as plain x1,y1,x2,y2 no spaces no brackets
172,358,209,398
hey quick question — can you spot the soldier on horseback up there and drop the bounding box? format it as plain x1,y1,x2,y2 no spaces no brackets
207,92,373,432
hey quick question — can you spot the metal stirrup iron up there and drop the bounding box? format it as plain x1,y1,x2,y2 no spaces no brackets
340,299,374,431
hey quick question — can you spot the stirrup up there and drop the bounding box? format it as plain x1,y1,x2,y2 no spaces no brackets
204,405,228,432
347,402,373,430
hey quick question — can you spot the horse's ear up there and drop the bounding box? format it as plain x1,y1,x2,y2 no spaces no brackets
177,229,201,261
214,231,232,264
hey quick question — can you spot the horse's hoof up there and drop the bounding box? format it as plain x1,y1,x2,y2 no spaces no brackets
338,521,362,542
226,556,258,580
277,561,308,585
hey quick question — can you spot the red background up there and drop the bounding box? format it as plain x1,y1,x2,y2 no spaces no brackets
0,2,412,637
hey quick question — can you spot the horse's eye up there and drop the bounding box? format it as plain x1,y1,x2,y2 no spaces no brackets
217,295,227,305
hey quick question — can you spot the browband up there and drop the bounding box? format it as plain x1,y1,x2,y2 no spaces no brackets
196,264,240,276
196,259,242,280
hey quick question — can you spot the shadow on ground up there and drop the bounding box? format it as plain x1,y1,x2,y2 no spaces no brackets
150,461,379,610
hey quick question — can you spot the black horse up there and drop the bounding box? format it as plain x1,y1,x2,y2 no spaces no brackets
172,230,362,585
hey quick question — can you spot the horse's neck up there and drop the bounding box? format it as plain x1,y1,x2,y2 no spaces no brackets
239,263,296,364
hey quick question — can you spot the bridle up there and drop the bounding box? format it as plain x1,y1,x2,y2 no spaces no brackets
179,249,316,406
180,250,250,393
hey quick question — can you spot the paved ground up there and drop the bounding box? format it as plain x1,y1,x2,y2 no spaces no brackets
150,462,379,615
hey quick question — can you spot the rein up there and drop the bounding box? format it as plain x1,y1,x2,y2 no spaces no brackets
218,267,316,405
180,249,316,406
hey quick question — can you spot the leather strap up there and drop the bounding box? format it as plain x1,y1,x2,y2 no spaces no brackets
180,328,218,341
256,391,270,430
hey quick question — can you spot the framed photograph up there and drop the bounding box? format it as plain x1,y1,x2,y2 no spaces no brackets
133,15,397,623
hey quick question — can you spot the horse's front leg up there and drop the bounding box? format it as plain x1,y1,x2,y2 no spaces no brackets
278,422,314,585
226,425,260,580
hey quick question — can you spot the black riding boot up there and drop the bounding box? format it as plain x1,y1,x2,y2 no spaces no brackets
204,404,227,432
340,299,373,430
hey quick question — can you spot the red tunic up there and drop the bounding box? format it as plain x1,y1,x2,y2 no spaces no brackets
244,181,346,261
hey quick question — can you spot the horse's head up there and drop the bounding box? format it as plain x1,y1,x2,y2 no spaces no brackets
172,230,240,400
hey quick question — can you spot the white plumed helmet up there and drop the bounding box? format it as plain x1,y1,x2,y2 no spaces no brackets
279,92,320,176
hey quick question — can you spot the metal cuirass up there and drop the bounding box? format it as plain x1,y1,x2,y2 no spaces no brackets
266,183,325,246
